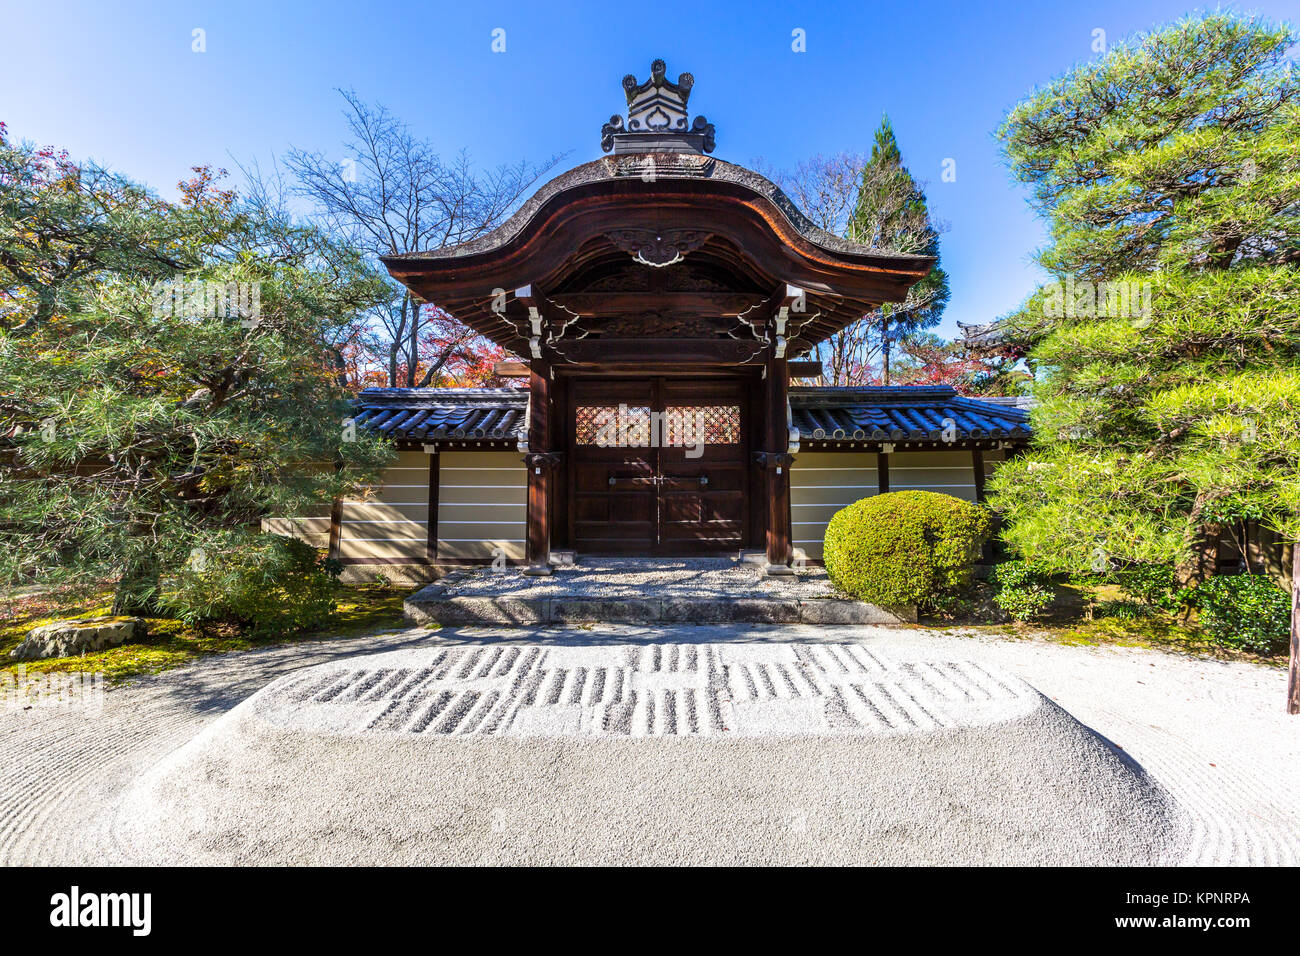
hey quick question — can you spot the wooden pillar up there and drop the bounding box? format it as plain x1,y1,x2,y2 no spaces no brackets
425,449,439,564
878,448,890,493
972,448,986,503
524,359,556,575
327,497,343,562
326,460,344,562
760,354,793,574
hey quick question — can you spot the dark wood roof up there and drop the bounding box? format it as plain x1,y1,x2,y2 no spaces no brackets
382,154,933,359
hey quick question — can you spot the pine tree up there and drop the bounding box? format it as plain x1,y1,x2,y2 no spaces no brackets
987,14,1300,702
844,116,950,383
0,133,393,614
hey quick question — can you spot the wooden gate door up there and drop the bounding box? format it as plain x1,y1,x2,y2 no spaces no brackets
568,378,748,555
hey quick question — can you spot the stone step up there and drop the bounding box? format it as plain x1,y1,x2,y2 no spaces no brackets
403,590,913,627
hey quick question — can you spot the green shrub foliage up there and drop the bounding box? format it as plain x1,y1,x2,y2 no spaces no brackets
992,561,1054,621
990,16,1300,576
1113,564,1183,612
159,531,339,637
1184,575,1291,653
823,491,991,608
0,133,392,615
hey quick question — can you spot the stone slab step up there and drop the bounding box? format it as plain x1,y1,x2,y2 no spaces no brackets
403,588,914,627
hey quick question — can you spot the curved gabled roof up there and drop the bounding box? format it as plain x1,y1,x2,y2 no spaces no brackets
386,154,927,267
382,153,934,356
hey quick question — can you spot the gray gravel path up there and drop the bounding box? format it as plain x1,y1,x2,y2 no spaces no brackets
1,623,1295,865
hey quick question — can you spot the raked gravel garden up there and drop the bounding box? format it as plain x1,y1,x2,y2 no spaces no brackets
1,618,1296,866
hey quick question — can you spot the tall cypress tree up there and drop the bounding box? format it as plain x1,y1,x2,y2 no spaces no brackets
845,116,950,383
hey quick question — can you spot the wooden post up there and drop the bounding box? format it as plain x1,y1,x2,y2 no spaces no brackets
327,497,343,562
1289,542,1299,715
425,449,439,565
327,460,344,562
761,353,793,574
524,358,554,575
972,448,986,503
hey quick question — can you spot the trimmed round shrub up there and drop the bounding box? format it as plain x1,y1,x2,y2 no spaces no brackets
823,491,992,608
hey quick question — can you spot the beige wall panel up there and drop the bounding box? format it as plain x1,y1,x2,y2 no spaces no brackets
339,501,429,522
340,522,426,542
440,484,527,505
261,511,330,549
337,538,427,560
790,486,877,508
439,502,526,521
889,450,978,468
338,456,430,556
437,520,528,541
792,502,862,525
387,450,430,468
352,483,428,505
888,450,978,500
790,451,881,561
435,540,526,561
436,452,525,562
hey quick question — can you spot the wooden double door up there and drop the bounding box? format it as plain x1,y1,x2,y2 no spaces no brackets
567,377,750,554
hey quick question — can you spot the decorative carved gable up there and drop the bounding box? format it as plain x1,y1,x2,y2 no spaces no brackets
595,313,723,338
606,229,713,267
624,59,693,132
600,59,716,155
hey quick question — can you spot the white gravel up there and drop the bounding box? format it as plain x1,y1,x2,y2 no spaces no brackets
431,557,841,599
1,623,1296,866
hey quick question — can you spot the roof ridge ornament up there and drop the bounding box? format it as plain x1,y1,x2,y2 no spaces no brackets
601,59,716,155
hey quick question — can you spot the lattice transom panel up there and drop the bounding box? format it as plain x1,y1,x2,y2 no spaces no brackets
574,404,740,446
664,405,740,445
574,405,651,445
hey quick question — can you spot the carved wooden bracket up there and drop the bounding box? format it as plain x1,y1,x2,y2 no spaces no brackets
515,285,544,359
605,229,713,268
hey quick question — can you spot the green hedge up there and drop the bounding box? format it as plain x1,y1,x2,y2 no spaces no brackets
823,490,992,608
1185,574,1291,654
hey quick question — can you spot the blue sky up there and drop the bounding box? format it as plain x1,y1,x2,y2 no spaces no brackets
4,0,1297,336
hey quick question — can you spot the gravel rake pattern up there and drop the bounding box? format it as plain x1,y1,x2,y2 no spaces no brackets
2,624,1296,865
252,643,1037,739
